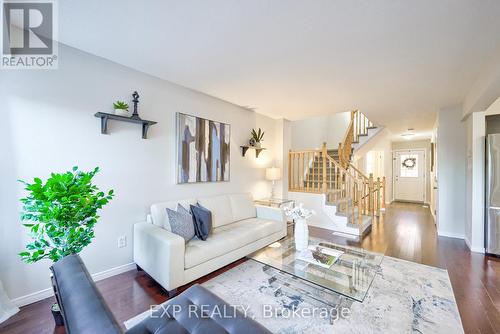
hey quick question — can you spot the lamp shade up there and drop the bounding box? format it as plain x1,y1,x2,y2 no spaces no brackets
265,167,281,181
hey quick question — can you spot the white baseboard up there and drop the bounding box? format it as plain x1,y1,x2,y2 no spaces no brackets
464,237,485,254
464,237,471,249
92,262,136,282
437,231,465,239
12,287,54,307
470,247,486,254
12,262,136,307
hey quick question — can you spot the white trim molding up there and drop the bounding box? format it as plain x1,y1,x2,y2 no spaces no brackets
465,237,485,254
12,262,136,307
437,230,465,239
91,262,136,282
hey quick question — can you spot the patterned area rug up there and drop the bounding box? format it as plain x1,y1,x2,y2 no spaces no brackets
125,256,463,333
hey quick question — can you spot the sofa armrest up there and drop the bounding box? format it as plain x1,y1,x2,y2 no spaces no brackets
133,222,185,291
255,205,285,222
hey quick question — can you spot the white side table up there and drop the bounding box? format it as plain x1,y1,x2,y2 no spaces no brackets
254,198,295,225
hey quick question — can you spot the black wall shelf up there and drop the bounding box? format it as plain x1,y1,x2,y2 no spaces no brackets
241,145,266,158
94,112,157,139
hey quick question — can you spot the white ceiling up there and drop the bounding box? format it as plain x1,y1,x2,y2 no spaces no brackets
57,0,500,136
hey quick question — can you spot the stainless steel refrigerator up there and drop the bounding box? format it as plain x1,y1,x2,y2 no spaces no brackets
486,134,500,255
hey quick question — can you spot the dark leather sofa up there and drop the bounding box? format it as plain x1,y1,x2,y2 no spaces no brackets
50,254,271,334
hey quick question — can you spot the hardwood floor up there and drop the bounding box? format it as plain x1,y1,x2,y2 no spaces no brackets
1,202,499,333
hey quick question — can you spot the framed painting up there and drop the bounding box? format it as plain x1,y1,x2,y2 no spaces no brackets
176,112,230,183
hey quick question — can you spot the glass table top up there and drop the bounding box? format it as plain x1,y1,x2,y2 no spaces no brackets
248,235,384,302
254,198,294,207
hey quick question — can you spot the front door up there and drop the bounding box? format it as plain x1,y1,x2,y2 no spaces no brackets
393,149,425,202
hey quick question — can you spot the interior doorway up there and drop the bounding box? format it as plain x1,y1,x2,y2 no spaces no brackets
393,149,426,202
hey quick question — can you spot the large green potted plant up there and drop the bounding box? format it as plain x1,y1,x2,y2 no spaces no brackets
18,166,114,325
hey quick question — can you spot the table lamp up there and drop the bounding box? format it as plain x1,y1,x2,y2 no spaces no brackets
265,167,281,198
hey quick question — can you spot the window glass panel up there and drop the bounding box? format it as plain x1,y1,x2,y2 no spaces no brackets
400,154,418,177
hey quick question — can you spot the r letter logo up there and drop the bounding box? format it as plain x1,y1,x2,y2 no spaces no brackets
1,0,58,69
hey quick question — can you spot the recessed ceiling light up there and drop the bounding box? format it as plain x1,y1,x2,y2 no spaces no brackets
401,133,415,140
401,128,415,140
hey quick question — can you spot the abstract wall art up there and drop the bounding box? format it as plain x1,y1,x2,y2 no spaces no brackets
177,113,230,183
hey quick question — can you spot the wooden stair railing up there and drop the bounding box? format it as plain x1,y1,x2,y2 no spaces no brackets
288,143,386,225
338,111,355,169
338,110,375,169
348,163,386,215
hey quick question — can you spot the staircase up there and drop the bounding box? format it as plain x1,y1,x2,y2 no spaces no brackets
288,110,385,236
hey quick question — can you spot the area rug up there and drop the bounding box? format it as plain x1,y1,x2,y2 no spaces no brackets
125,256,463,333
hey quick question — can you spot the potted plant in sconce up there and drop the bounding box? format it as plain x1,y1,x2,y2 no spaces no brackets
113,101,130,117
18,167,114,326
249,128,265,148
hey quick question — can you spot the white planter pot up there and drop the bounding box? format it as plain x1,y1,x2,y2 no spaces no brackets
254,142,262,148
294,218,309,251
114,109,130,117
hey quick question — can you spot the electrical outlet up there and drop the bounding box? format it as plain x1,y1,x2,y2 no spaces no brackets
118,236,127,248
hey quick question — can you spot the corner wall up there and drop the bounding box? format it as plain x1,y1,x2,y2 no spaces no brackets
465,112,486,253
352,128,393,203
0,44,282,302
290,112,350,150
436,106,467,239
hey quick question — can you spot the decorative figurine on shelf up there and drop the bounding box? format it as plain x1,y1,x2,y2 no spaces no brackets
131,91,140,118
249,128,265,148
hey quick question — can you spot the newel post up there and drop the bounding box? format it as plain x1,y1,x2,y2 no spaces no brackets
376,177,381,216
368,173,374,215
322,142,328,193
338,142,342,166
382,176,386,209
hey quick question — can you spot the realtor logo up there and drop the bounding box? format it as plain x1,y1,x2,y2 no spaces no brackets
1,0,58,69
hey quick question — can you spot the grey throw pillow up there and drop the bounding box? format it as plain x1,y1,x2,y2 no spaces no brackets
190,203,212,241
177,204,191,218
166,205,195,242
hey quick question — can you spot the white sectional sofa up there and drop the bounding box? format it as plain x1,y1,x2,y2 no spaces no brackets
133,193,287,293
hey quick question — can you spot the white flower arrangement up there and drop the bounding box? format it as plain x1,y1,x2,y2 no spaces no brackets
284,203,315,221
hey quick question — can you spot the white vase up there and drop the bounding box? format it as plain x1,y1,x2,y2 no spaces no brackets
114,109,130,117
294,218,309,250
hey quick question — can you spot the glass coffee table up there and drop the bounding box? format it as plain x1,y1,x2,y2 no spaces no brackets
248,235,384,303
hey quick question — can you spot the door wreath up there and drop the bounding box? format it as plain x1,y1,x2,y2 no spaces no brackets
402,157,416,169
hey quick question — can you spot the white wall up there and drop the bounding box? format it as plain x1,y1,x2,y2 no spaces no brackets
290,112,350,150
352,128,393,203
0,44,282,302
279,119,292,197
430,122,438,223
463,46,500,117
436,106,467,238
465,112,486,253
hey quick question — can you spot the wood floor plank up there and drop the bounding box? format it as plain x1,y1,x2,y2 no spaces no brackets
1,202,499,334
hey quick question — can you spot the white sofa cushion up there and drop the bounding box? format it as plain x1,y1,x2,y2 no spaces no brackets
150,198,196,231
229,193,256,222
197,195,233,228
184,218,284,269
